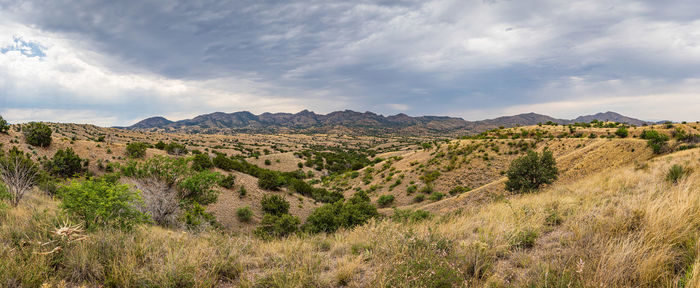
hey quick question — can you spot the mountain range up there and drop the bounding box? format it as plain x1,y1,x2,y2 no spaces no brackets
126,110,651,135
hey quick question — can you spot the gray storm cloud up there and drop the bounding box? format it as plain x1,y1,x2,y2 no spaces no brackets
1,0,700,125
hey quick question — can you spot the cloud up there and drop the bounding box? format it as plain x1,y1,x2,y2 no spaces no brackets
1,0,700,125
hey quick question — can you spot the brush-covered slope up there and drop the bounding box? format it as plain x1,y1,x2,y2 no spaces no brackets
2,142,698,287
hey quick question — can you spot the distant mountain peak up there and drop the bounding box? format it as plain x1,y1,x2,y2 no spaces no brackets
130,116,173,129
127,110,649,135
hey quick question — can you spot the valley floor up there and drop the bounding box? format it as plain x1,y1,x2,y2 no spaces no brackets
2,146,699,287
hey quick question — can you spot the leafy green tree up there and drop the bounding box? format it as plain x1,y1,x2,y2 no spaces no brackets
126,142,148,158
505,149,558,193
260,194,289,216
0,115,9,134
178,170,220,205
23,122,52,147
45,148,85,177
191,153,213,171
59,178,147,230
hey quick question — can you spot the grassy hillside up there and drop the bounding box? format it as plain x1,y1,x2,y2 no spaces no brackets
1,121,699,287
2,143,699,287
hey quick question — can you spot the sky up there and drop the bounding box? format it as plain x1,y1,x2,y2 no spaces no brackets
1,0,700,126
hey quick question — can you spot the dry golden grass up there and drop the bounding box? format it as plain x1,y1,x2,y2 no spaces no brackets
3,146,699,287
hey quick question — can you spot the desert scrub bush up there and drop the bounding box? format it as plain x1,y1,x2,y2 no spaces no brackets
640,129,670,154
413,194,425,203
219,174,236,189
254,213,300,239
236,206,253,222
238,186,247,198
44,147,86,178
165,141,187,155
505,149,558,193
376,194,395,207
302,191,378,234
23,122,52,147
391,209,432,223
257,170,285,190
428,192,445,201
191,153,213,171
615,126,629,138
59,178,147,230
260,194,290,216
666,164,690,184
0,115,9,134
449,185,470,195
125,142,148,158
264,159,271,165
406,184,417,194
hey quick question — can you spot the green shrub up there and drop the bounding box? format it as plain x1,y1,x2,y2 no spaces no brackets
667,164,690,184
261,194,289,216
59,178,147,230
179,171,220,205
191,153,213,171
238,186,247,198
640,130,670,154
184,202,217,229
505,149,558,193
428,192,445,202
0,115,8,134
126,142,148,158
258,171,284,190
23,122,52,147
44,147,85,177
303,191,378,234
264,159,271,165
154,141,166,150
219,174,236,189
406,185,417,194
615,127,629,138
165,142,187,155
412,194,425,203
448,186,470,195
236,206,253,222
376,194,395,207
391,209,432,223
254,213,300,239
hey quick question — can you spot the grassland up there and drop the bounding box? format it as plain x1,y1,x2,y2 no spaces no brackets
1,121,699,287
